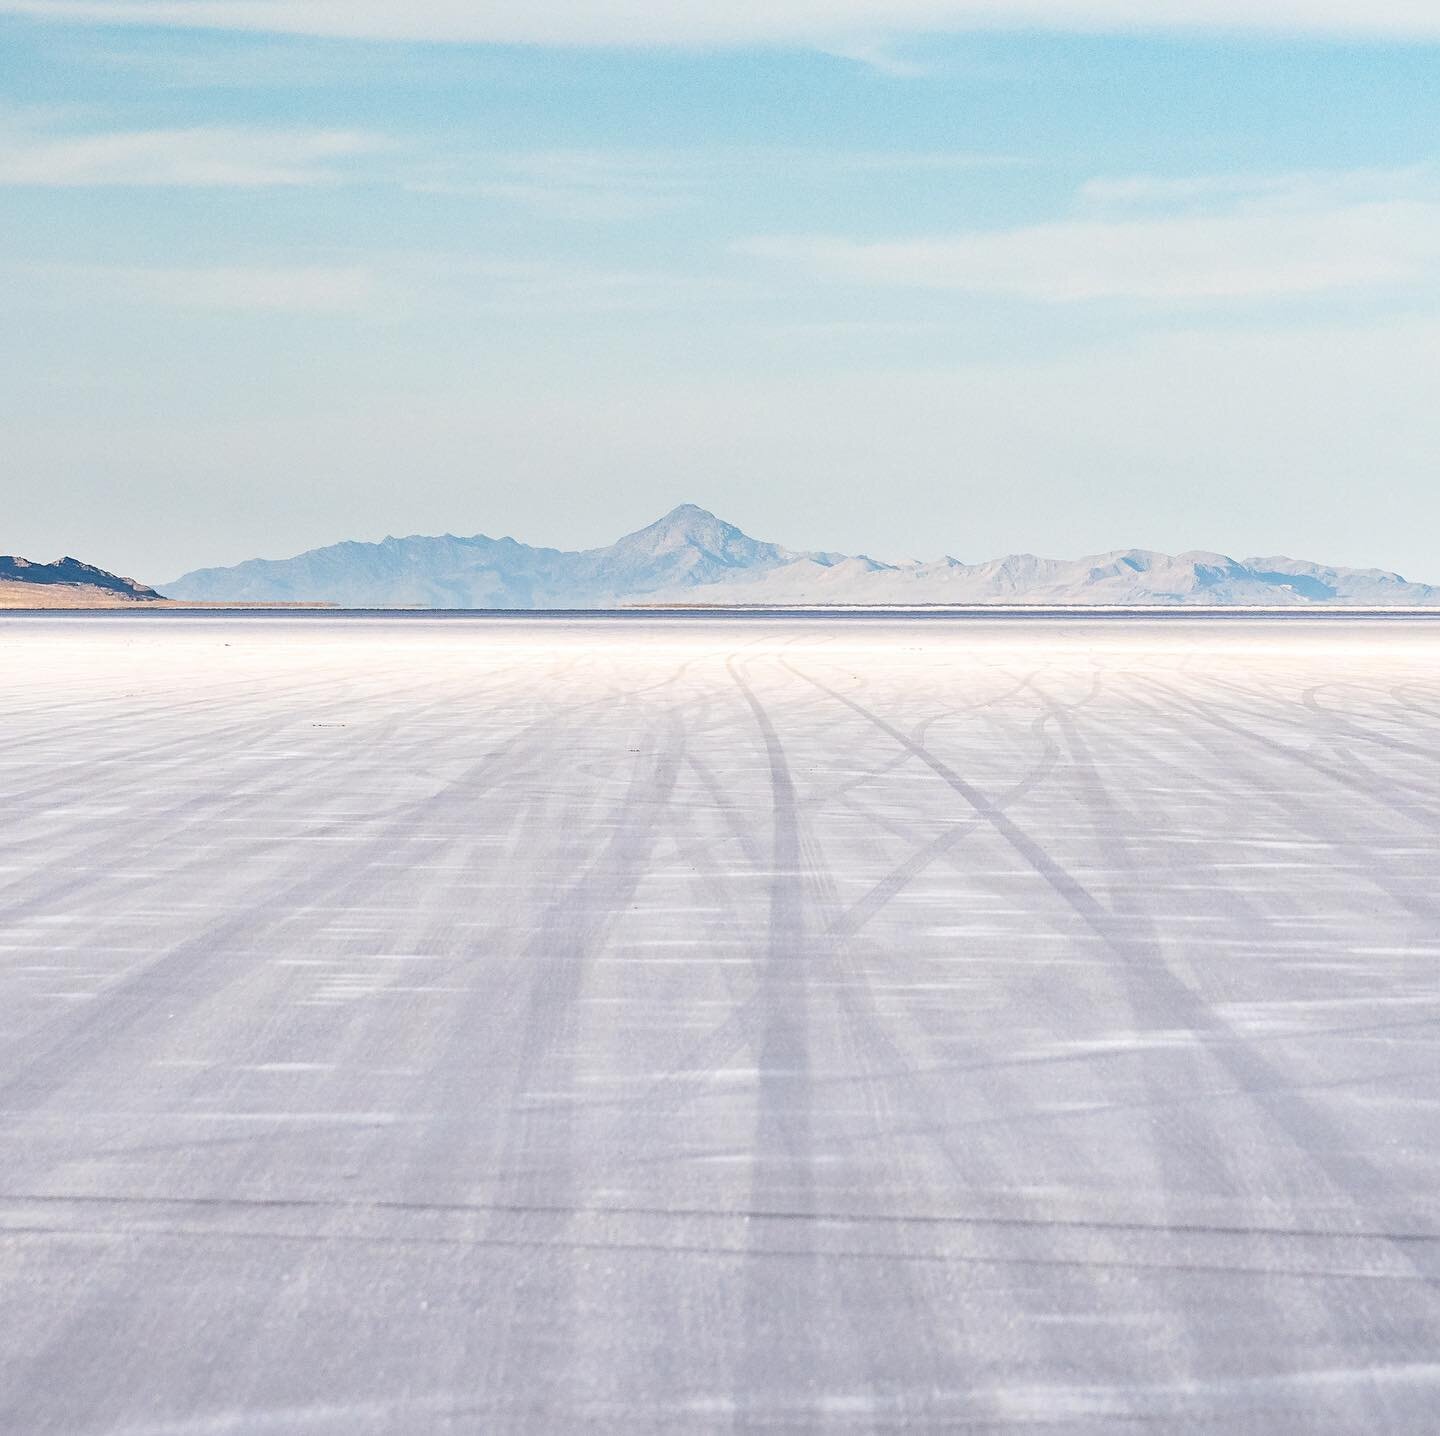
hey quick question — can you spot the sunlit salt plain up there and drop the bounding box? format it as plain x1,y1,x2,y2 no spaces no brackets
2,612,1439,1434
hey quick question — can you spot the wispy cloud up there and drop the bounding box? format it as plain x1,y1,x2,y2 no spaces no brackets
1079,166,1435,210
24,262,380,311
819,38,935,77
742,168,1440,303
13,254,736,319
75,39,377,90
408,146,1022,221
0,122,387,186
410,151,697,221
4,0,1440,45
417,257,749,316
812,150,1025,174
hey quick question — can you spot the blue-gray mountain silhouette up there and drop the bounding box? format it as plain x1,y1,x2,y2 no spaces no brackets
164,504,1440,608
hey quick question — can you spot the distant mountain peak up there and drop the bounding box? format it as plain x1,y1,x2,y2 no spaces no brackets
619,503,737,545
604,505,789,576
663,502,717,522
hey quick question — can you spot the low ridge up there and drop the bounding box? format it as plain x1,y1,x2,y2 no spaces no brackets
0,555,164,607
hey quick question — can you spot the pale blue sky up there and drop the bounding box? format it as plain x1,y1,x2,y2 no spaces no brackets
3,2,1439,583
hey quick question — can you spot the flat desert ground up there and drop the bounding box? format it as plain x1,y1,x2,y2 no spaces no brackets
0,582,155,610
1,612,1438,1434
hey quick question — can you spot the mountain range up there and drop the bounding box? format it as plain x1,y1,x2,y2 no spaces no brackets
163,505,1440,609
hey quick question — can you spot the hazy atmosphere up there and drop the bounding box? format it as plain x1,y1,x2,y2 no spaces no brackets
7,11,1440,1433
4,2,1440,583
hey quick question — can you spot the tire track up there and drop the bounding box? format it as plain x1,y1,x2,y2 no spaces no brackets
784,658,1440,1292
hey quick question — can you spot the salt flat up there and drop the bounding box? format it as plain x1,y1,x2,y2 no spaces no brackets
1,612,1438,1434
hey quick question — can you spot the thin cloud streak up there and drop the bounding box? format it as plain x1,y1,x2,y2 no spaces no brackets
743,197,1440,302
0,124,387,186
6,0,1440,45
407,146,1023,219
23,262,380,311
408,150,697,221
416,257,752,317
12,255,740,318
1080,166,1436,209
820,39,935,77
